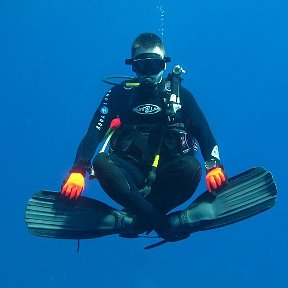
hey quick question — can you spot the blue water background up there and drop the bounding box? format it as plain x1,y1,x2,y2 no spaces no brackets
1,0,287,287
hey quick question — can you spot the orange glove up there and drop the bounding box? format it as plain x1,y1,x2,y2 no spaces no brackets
205,167,226,192
61,172,85,199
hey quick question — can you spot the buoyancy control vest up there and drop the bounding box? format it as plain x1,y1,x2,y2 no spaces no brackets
109,66,196,167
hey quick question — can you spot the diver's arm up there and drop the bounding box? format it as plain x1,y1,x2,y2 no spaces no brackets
71,88,120,175
181,87,220,162
181,87,227,192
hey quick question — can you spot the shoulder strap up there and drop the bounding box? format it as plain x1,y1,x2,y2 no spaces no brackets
164,65,185,122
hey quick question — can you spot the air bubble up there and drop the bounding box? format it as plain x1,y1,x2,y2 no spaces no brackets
157,1,165,40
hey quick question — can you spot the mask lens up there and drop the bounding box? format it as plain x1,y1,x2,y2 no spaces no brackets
132,59,165,75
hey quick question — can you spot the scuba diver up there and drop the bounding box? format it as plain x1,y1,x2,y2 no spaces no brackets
61,32,226,237
25,33,277,248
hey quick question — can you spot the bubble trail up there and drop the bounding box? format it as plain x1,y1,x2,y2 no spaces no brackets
157,1,165,40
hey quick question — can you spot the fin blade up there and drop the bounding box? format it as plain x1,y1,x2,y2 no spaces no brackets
171,167,277,234
25,191,118,239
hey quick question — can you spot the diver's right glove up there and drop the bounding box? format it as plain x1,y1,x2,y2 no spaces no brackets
205,159,227,192
61,172,85,199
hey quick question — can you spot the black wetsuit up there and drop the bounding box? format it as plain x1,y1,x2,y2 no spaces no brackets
71,80,220,231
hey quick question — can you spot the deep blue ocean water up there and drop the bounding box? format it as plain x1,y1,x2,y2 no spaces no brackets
1,1,287,287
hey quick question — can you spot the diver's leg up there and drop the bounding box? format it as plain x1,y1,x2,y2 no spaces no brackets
146,154,202,214
92,153,167,231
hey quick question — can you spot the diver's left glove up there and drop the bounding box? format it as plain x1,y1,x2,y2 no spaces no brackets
61,172,85,199
205,159,227,192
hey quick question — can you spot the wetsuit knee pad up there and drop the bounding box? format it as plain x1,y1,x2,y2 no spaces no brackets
92,153,133,200
148,156,202,213
182,156,202,181
159,155,202,182
180,155,201,169
179,156,202,192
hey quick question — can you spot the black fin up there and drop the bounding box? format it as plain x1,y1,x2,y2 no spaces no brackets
167,167,277,236
145,167,277,248
25,191,136,239
25,167,277,245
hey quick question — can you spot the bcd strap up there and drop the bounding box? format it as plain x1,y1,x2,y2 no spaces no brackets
140,65,185,198
139,128,166,198
166,65,185,122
